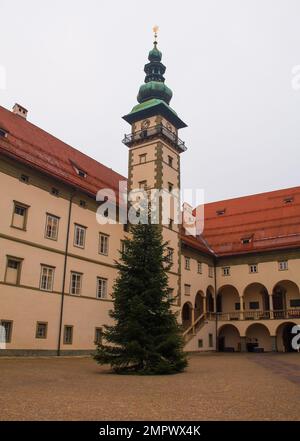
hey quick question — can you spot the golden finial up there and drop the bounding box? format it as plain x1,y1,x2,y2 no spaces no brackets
153,25,159,44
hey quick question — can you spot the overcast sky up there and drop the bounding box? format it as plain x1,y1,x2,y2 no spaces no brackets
1,0,299,202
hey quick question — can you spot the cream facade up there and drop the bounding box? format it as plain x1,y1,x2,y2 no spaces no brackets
0,38,300,355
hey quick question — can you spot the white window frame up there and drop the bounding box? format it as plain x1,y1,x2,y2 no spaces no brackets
70,272,82,296
197,261,202,274
208,266,214,278
249,264,258,274
74,224,86,248
222,266,230,276
40,265,55,292
185,257,191,270
45,214,59,240
99,233,109,256
97,277,108,299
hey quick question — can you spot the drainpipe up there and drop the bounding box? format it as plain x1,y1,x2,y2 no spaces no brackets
57,189,75,356
214,257,218,352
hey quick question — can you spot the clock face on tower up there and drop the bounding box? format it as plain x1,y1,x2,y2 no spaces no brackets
141,119,150,130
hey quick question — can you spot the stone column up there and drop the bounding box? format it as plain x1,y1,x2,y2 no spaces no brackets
203,297,207,315
240,336,247,352
191,307,195,334
239,296,244,321
269,294,274,319
271,336,277,352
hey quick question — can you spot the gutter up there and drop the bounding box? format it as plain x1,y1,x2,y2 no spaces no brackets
57,189,75,356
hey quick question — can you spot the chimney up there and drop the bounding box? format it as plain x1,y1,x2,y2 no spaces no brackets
12,103,28,119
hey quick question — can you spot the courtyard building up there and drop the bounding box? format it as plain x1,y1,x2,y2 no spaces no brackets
0,37,299,355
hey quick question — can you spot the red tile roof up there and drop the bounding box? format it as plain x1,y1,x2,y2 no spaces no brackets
200,187,300,257
0,105,126,199
1,105,299,258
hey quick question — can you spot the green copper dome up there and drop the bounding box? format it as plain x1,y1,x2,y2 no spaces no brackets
137,81,173,105
136,41,173,105
148,44,162,62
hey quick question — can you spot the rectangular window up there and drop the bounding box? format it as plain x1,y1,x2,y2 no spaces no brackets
36,322,47,339
11,202,29,230
166,247,174,263
74,224,86,248
40,265,55,292
249,264,258,274
209,333,214,348
70,272,82,295
184,284,191,296
63,326,73,344
94,327,103,345
167,288,174,300
99,233,109,255
168,155,173,167
278,260,288,271
290,299,300,308
197,261,202,274
45,214,59,240
208,266,214,278
97,277,108,299
185,257,190,270
0,320,13,343
5,258,22,285
168,182,174,193
139,154,147,164
235,302,241,311
139,180,147,190
198,339,203,348
222,267,230,276
249,301,260,310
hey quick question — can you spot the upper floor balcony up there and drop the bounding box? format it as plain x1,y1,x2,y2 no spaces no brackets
122,124,187,153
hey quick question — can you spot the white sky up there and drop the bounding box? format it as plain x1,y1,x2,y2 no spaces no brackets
1,0,299,202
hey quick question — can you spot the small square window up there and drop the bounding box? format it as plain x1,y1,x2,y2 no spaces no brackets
79,200,86,208
36,322,47,339
278,260,288,271
20,174,29,183
249,264,258,274
222,267,230,276
51,187,59,196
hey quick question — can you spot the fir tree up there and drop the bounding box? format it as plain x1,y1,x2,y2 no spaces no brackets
94,223,187,375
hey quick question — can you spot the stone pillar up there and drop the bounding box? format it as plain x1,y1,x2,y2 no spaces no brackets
269,294,274,319
191,307,195,334
203,297,207,315
271,336,277,352
239,296,244,321
240,336,247,352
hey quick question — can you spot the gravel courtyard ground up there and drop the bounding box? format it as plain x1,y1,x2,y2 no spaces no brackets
0,353,300,421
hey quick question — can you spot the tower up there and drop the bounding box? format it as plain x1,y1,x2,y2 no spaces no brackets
122,28,187,305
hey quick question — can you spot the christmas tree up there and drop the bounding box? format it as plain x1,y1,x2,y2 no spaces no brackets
94,223,187,375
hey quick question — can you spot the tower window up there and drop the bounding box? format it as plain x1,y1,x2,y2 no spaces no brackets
139,180,147,190
168,155,173,167
139,154,147,164
168,182,174,193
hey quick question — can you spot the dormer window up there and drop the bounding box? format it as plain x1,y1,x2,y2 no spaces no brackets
241,236,253,244
284,197,294,204
0,128,8,137
216,209,226,216
75,167,87,178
